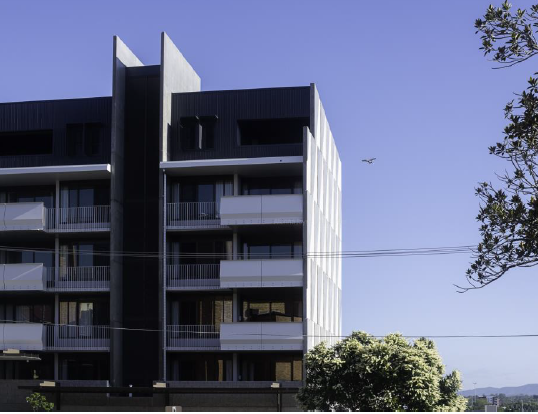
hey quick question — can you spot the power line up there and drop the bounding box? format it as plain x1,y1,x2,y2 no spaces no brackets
0,244,475,260
0,320,535,340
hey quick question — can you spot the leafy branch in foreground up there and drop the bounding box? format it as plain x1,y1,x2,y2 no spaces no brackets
462,76,538,291
475,1,538,68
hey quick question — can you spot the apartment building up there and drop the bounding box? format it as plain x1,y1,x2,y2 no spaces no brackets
0,34,341,407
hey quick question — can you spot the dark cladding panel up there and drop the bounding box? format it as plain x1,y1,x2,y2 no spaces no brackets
170,87,310,161
121,66,160,387
0,98,111,167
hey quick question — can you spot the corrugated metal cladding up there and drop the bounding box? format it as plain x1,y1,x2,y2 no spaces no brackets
0,97,112,167
170,87,310,160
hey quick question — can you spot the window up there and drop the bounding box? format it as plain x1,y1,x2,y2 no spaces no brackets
6,249,53,267
241,176,302,195
179,116,216,151
59,300,109,326
0,130,53,156
1,187,55,208
169,295,232,327
14,304,52,323
66,123,103,157
238,118,308,146
242,299,302,322
60,182,110,208
243,242,302,260
239,354,302,381
169,354,233,382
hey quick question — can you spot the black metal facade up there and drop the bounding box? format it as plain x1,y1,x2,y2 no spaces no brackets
169,87,310,161
0,98,112,167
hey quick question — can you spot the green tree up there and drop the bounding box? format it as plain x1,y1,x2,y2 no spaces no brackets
462,1,538,290
26,392,54,412
297,332,467,412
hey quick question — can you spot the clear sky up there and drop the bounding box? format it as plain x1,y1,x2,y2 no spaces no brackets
1,0,537,390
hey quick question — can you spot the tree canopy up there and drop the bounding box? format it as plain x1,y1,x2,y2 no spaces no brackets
297,332,467,412
463,1,538,290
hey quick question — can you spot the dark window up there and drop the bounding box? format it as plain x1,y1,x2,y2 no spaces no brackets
241,176,302,195
240,354,303,381
14,304,52,323
169,353,233,382
66,123,103,157
238,118,308,145
0,130,53,156
179,116,216,151
244,242,302,259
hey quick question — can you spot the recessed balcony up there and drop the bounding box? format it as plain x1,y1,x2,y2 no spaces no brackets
44,325,110,351
46,266,110,292
0,264,110,292
219,194,303,225
0,324,110,351
0,203,110,232
220,259,303,288
166,325,220,350
220,322,303,351
45,206,110,232
166,202,227,230
166,264,221,290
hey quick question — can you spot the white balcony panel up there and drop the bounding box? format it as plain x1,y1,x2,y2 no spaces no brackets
0,202,45,231
220,260,262,288
220,194,302,225
260,194,303,224
220,259,303,288
220,196,262,225
220,322,303,351
2,264,45,291
0,323,44,351
261,259,303,287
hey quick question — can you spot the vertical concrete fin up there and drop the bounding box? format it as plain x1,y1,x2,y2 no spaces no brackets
110,35,144,387
160,31,201,163
158,33,201,381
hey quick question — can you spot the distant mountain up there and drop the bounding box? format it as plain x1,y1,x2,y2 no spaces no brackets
460,384,538,397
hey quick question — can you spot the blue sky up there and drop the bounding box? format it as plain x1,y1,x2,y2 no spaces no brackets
1,0,537,389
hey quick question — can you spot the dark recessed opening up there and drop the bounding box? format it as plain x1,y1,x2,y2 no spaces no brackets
0,130,53,156
179,116,216,151
238,117,308,146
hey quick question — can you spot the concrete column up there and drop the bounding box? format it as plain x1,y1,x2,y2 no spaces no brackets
54,353,59,381
232,233,238,260
232,353,238,381
54,294,59,324
55,236,59,283
232,289,239,322
233,174,239,196
55,180,60,228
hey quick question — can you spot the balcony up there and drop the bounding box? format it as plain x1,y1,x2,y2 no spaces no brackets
0,263,45,291
0,264,110,292
45,206,110,232
166,264,221,290
0,203,110,233
0,202,45,231
219,194,303,225
0,323,44,350
46,266,110,292
45,325,110,351
220,259,303,288
166,325,220,350
166,202,227,230
220,322,303,351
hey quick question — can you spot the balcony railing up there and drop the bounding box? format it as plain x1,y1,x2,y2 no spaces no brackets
45,325,110,351
166,264,221,289
166,325,220,349
46,266,110,292
45,206,110,232
166,202,226,229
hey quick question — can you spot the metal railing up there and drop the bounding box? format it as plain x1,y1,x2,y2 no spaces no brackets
45,325,110,350
45,205,110,232
166,202,225,229
166,325,220,349
46,266,110,291
166,264,221,289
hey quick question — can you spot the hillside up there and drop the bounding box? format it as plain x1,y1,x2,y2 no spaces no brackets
460,384,538,397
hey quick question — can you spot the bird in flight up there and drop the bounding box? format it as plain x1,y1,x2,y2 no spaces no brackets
362,158,376,164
